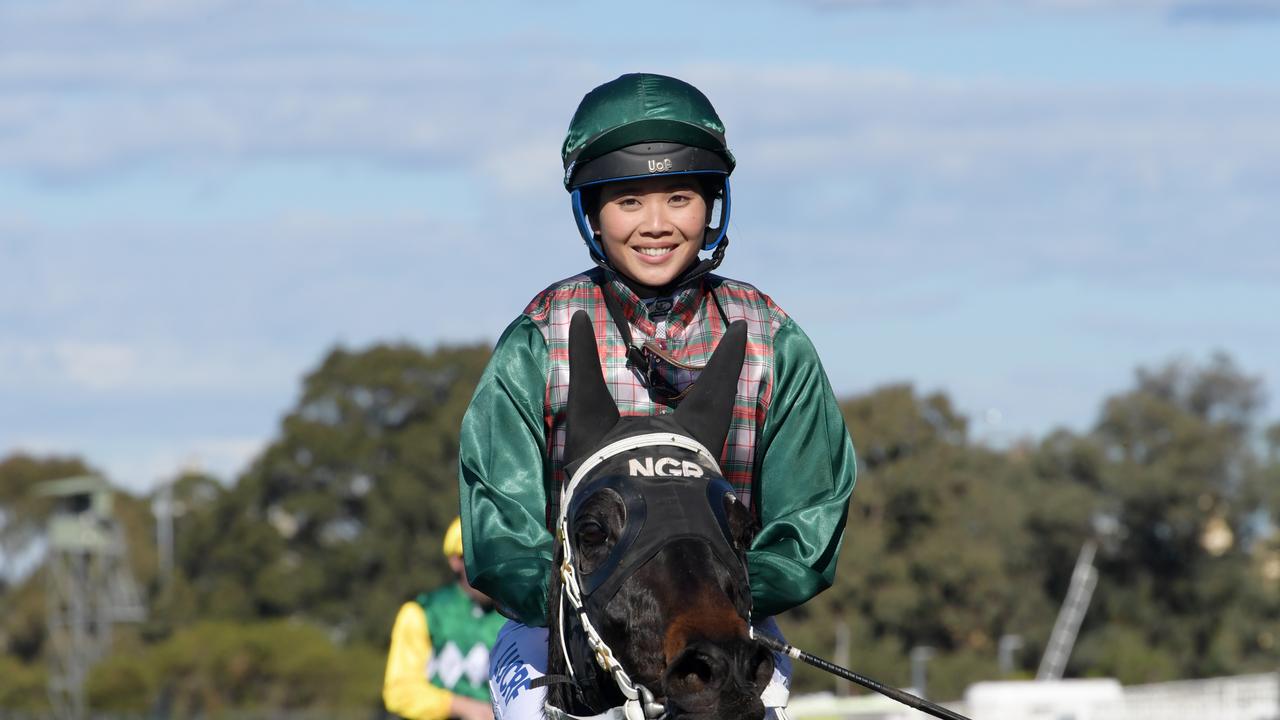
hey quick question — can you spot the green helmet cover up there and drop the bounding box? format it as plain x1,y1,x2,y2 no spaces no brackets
562,73,736,189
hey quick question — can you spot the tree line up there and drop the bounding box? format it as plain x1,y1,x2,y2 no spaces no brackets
1,343,1277,713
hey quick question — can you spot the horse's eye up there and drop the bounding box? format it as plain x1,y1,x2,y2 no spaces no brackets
576,520,608,546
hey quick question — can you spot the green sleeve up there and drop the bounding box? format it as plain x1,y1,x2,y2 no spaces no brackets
749,317,857,619
458,315,554,627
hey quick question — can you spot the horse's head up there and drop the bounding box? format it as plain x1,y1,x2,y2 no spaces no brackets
549,311,774,720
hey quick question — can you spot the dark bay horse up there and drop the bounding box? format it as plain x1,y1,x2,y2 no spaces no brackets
544,311,775,720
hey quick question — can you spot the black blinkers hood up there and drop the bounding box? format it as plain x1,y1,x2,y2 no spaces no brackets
564,416,748,617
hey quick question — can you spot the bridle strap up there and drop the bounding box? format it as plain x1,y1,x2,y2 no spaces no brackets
530,674,576,690
561,433,720,517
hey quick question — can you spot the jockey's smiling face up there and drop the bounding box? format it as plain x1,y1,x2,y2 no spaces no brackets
594,177,707,288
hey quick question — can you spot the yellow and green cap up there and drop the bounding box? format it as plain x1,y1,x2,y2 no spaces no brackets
442,517,463,558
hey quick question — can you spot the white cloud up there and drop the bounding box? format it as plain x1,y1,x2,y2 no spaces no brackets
2,24,1276,294
123,435,267,490
3,0,1277,249
3,53,1277,322
2,0,1278,466
679,65,1280,282
0,1,587,179
0,338,298,393
5,433,266,493
54,341,140,391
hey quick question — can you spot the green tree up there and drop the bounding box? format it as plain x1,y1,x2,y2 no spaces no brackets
10,343,1279,711
0,653,47,711
784,385,1065,699
1079,353,1273,680
183,342,491,643
87,620,381,715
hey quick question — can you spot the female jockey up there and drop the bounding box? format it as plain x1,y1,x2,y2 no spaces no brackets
457,73,857,719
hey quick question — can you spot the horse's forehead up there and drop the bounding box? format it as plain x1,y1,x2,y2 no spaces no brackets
569,444,728,521
568,438,745,611
582,444,719,483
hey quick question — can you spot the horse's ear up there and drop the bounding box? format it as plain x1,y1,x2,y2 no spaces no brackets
674,320,747,461
565,310,620,464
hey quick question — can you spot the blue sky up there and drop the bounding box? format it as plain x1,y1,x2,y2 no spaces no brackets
2,0,1278,493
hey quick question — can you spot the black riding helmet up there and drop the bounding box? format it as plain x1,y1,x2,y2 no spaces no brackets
562,73,736,274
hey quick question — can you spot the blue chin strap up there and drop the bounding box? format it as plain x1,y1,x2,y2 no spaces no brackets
570,172,731,262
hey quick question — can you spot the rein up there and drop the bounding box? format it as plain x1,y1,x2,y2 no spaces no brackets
748,631,974,720
554,432,724,720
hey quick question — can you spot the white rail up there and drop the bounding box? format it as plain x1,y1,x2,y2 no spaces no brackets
786,673,1280,720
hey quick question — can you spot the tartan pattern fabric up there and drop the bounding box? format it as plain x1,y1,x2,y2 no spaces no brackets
523,267,787,526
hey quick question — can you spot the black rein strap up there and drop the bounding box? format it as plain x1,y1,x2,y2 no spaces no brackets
530,674,576,690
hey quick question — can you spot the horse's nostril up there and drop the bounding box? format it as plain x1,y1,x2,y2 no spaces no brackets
679,655,714,688
666,646,726,697
749,645,775,690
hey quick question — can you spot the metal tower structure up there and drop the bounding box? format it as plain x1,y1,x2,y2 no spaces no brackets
38,476,146,720
1037,540,1098,680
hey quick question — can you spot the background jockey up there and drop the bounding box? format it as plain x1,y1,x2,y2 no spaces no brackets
383,517,507,720
457,73,858,719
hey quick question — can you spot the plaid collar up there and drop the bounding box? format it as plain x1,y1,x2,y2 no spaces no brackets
599,270,706,340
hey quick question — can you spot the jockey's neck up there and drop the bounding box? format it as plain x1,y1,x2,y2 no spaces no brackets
614,257,701,300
